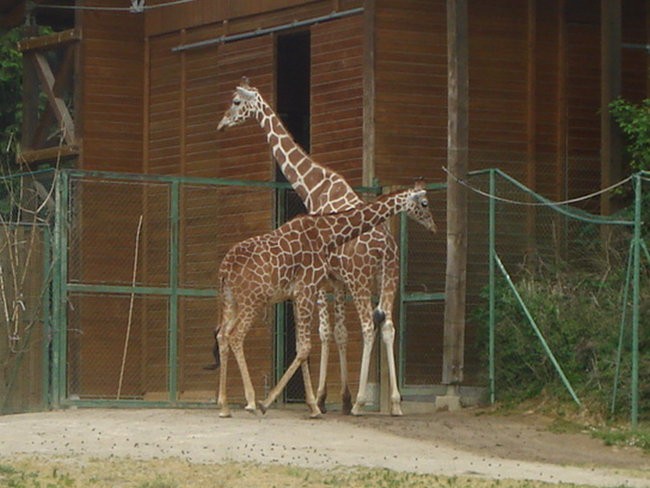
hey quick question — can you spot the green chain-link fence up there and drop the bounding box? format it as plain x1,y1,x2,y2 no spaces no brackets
1,167,645,427
468,168,646,428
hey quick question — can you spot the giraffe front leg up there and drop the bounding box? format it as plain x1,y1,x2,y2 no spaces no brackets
332,284,352,414
351,325,376,416
216,328,232,418
316,288,331,414
261,292,322,418
231,337,257,414
381,316,403,416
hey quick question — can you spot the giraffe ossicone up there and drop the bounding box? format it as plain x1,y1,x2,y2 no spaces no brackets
216,77,437,417
215,183,436,418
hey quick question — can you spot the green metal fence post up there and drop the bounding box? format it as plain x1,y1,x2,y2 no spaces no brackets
611,239,634,416
488,169,496,404
630,173,641,429
168,180,180,402
398,211,409,389
274,186,287,386
51,170,69,408
42,225,53,409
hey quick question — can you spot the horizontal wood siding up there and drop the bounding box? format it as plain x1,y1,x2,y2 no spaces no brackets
148,33,182,175
468,0,528,178
311,15,364,185
374,0,447,185
566,3,600,207
81,9,144,171
534,0,563,200
145,0,362,37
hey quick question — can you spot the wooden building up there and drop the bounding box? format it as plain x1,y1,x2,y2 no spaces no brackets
1,0,648,408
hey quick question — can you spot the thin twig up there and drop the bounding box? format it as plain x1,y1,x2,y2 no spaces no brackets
117,214,144,400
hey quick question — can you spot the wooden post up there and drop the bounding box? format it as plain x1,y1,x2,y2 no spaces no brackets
438,0,468,408
600,0,621,215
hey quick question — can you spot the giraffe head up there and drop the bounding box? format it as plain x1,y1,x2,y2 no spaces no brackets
217,77,262,131
404,180,437,233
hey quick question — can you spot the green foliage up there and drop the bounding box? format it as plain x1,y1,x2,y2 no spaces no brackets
0,27,24,168
475,259,650,419
609,98,650,171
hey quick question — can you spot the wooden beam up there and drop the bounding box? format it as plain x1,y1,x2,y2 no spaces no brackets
600,0,622,215
17,28,81,52
362,0,376,188
442,0,468,387
17,145,79,166
556,0,567,202
526,0,537,252
21,26,39,152
30,52,76,145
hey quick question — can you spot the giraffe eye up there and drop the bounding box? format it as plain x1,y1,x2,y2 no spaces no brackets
233,99,242,106
421,198,429,207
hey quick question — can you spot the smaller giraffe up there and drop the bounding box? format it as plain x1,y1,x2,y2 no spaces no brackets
215,182,436,418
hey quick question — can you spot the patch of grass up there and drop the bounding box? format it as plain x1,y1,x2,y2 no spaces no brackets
0,456,607,488
591,425,650,452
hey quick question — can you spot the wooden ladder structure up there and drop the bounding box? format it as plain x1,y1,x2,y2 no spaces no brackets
17,28,81,166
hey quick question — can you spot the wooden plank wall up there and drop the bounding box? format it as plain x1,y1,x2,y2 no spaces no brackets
374,0,447,185
80,8,144,171
311,15,364,184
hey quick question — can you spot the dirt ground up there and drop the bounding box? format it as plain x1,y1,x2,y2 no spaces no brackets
0,405,649,487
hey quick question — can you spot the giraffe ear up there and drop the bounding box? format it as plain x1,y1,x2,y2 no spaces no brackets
413,178,426,191
240,76,251,87
236,85,257,100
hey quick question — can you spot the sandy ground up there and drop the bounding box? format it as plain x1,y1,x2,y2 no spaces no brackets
0,406,648,487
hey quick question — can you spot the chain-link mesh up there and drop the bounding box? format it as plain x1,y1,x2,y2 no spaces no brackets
465,167,645,420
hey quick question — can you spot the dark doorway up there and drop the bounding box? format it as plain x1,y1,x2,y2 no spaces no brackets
275,31,311,403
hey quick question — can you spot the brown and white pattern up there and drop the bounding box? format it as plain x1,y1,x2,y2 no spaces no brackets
217,79,433,416
214,183,436,418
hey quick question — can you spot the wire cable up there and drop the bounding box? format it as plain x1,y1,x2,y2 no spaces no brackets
35,0,196,13
443,166,634,208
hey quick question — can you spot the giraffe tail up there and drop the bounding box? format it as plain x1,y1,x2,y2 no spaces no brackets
373,307,386,329
203,330,221,370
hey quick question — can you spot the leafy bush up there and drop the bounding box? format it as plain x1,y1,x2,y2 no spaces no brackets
609,98,650,172
0,27,24,168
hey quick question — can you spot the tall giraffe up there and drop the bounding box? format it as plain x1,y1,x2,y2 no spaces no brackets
217,78,420,416
215,183,436,418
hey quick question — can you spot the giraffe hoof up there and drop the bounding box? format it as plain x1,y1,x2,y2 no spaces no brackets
351,404,365,416
341,390,353,415
244,405,258,415
317,397,327,414
219,410,232,418
309,410,323,419
257,401,268,415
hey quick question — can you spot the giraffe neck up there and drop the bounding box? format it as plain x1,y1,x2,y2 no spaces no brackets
253,97,362,214
320,191,412,250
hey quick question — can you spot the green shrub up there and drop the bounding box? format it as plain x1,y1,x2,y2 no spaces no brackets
475,259,650,419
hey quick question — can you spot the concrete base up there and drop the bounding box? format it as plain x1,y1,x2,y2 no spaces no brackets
434,394,462,411
434,384,462,412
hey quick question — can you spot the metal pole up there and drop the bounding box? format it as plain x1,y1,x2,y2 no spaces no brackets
172,7,364,53
494,253,581,406
488,170,496,404
398,211,409,388
51,170,69,408
630,174,641,429
168,180,180,402
611,239,633,415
